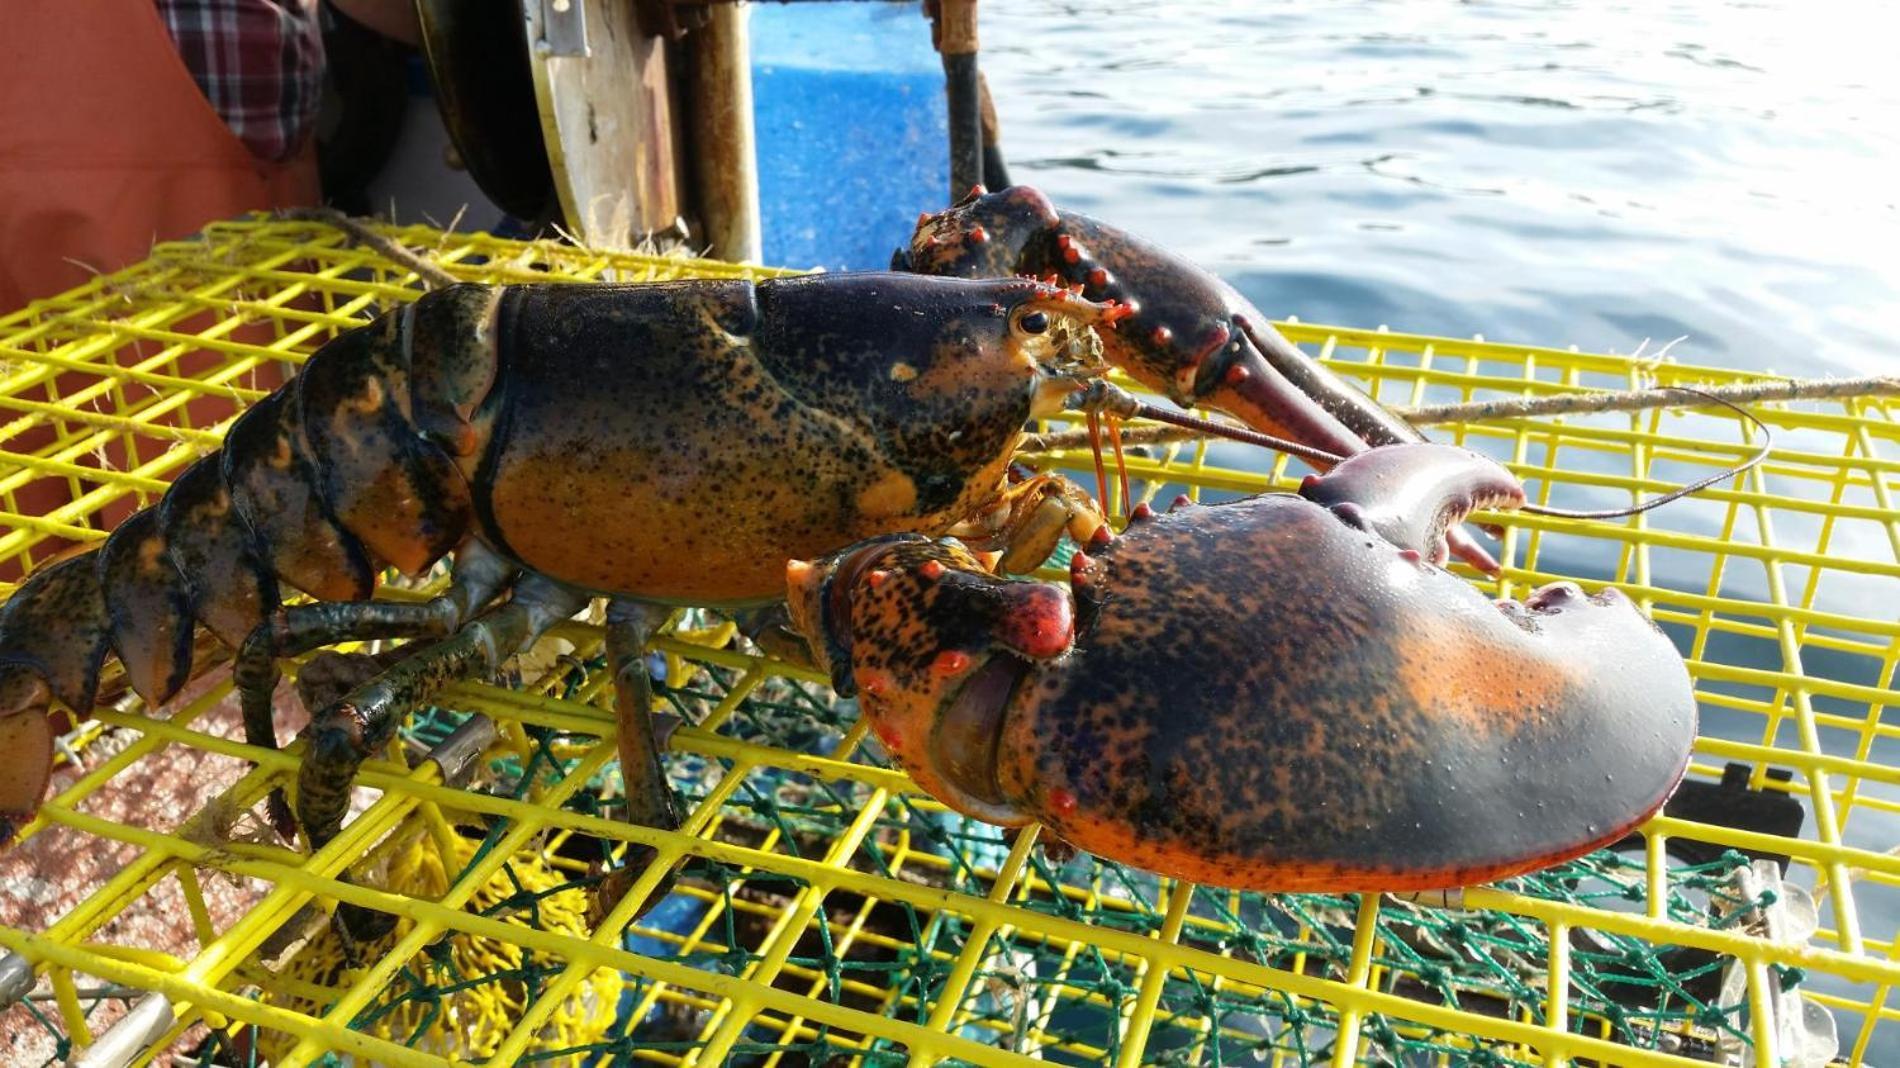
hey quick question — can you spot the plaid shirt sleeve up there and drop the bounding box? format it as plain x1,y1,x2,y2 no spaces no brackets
155,0,325,164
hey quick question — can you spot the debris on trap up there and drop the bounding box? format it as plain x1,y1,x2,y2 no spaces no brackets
256,827,626,1065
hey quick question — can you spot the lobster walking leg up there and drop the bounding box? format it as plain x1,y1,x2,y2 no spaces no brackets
949,471,1109,576
594,599,683,921
733,605,819,670
295,572,589,849
235,544,519,835
294,647,414,713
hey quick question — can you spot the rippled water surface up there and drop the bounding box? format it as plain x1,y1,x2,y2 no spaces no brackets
983,0,1897,375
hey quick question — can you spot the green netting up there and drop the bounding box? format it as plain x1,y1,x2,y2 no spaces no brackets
152,635,1769,1068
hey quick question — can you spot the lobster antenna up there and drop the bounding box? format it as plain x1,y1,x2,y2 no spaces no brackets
1106,415,1133,516
1070,382,1775,522
1516,386,1774,521
1084,410,1112,508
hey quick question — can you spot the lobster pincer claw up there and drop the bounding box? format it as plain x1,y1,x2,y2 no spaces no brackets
790,441,1697,894
1297,443,1527,567
786,535,1074,827
897,185,1513,575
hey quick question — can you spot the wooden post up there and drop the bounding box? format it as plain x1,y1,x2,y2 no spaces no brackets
936,0,983,203
527,0,685,247
687,2,763,263
978,70,1011,190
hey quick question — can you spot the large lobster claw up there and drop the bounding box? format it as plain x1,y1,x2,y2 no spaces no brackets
1297,442,1525,566
897,185,1508,574
792,443,1698,892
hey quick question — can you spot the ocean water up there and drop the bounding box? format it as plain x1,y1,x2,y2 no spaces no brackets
982,0,1898,377
980,0,1897,617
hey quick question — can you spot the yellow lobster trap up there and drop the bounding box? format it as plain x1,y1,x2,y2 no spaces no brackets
0,218,1894,1068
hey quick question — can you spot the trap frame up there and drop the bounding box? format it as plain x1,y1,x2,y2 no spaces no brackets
0,217,1894,1067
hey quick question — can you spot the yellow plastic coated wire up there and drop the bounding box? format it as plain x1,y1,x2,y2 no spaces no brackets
0,215,1893,1066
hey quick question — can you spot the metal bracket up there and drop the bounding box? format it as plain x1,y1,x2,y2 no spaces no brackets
537,0,590,58
427,714,500,788
68,994,176,1068
1715,860,1838,1067
0,951,34,1009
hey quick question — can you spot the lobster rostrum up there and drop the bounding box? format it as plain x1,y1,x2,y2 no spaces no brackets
894,184,1503,574
0,273,1129,873
788,442,1697,891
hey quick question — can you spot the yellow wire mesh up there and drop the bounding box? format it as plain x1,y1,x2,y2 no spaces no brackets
0,217,1893,1067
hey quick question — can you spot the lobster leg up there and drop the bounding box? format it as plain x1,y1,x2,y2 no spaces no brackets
594,599,683,922
295,572,588,849
732,604,819,670
948,472,1109,576
235,544,518,836
294,647,415,713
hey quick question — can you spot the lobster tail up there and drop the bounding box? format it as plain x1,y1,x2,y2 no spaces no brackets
98,511,195,706
157,458,281,649
0,457,286,840
0,552,113,840
0,553,113,714
0,674,54,842
296,305,476,576
0,285,500,848
223,389,378,603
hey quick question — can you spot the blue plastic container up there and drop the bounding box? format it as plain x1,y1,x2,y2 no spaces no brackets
750,2,949,271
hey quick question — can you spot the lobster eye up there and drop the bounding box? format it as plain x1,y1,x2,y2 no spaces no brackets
1016,310,1050,335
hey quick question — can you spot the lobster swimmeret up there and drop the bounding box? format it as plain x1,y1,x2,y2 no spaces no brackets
0,273,1129,868
895,184,1503,573
789,443,1697,891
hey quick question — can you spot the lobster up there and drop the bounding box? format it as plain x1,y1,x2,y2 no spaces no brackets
893,183,1505,574
788,442,1698,891
0,273,1138,909
0,193,1590,912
